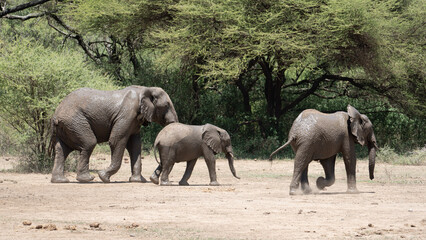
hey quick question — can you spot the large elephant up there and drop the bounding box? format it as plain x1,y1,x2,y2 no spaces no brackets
50,86,178,183
149,123,240,186
269,105,378,195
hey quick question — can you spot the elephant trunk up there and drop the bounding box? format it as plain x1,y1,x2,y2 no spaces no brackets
368,146,376,180
226,153,240,179
368,133,377,180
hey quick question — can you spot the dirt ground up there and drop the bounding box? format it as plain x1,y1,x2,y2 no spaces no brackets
0,154,425,240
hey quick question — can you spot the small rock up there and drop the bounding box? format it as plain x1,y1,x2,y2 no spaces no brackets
263,212,271,215
64,225,77,230
22,221,32,226
0,180,3,183
368,223,374,227
131,223,139,228
43,224,57,231
130,234,135,237
408,209,413,212
410,224,416,228
36,225,43,229
298,209,303,214
90,222,100,228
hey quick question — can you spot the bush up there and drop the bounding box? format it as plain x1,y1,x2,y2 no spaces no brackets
377,145,425,165
0,40,117,173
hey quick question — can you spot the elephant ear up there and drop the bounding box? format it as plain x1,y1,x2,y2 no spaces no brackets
202,124,222,154
347,105,365,146
140,96,155,122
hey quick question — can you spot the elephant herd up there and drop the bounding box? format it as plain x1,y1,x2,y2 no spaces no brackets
50,85,378,195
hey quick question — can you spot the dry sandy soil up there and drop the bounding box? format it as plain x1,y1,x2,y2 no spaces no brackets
0,154,425,240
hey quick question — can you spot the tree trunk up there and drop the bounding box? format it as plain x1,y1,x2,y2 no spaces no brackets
235,76,251,113
259,58,275,117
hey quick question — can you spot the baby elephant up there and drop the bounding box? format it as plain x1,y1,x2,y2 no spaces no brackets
150,123,240,186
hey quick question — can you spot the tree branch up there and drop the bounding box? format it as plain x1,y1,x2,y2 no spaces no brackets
324,74,366,89
280,76,324,115
0,0,51,18
47,13,100,64
3,11,46,20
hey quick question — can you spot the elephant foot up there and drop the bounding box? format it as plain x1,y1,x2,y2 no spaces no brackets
97,170,110,183
316,177,326,190
316,176,335,190
150,174,159,185
209,181,220,186
346,187,359,194
289,185,303,195
51,175,70,183
160,180,172,186
289,189,300,195
129,175,147,183
179,181,189,186
76,172,95,183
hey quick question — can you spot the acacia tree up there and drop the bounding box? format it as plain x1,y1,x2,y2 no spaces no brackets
153,0,424,130
1,0,424,155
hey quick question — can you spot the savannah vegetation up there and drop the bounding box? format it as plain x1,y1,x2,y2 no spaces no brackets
0,0,424,172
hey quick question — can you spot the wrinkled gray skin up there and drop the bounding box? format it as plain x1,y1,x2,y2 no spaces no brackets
50,86,178,183
149,123,240,186
269,105,378,195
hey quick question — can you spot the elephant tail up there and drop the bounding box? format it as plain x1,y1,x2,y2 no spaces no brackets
269,137,294,160
48,117,58,158
153,142,160,166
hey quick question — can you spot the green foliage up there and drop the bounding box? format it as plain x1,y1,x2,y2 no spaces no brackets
61,0,174,37
0,39,117,172
0,0,423,167
377,146,425,165
0,117,21,155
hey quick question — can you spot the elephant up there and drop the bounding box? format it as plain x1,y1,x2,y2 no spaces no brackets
269,105,378,195
50,86,178,183
149,123,240,186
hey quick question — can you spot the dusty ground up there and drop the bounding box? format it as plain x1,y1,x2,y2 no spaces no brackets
0,154,425,240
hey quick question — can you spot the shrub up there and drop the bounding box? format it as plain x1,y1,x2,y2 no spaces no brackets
377,145,425,165
0,40,117,172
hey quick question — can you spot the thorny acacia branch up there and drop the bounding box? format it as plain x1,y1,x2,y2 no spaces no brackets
0,0,52,18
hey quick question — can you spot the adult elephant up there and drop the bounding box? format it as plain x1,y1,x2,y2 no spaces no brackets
269,105,378,195
50,86,178,183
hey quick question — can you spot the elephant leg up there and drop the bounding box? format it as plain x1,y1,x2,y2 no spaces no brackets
150,164,162,185
290,150,312,195
126,134,147,183
204,151,219,186
160,161,174,186
76,138,97,183
159,148,175,186
300,165,312,194
316,155,336,190
98,137,127,183
343,149,358,193
51,139,72,183
179,159,197,186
